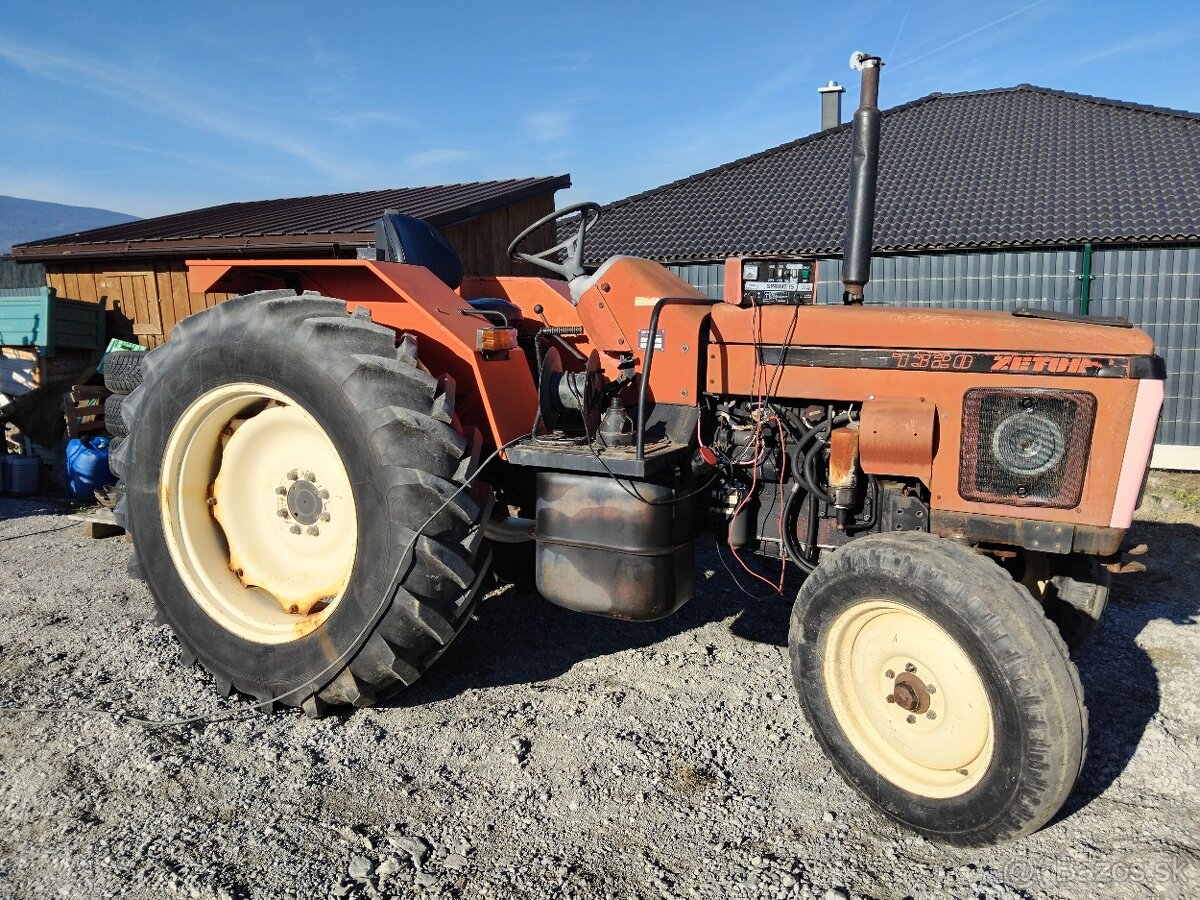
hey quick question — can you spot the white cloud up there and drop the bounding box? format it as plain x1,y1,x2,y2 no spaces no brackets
525,109,574,142
406,148,472,168
1075,28,1196,66
0,32,358,181
331,109,412,129
891,1,1050,71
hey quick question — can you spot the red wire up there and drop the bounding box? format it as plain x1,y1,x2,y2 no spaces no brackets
721,297,796,595
774,416,787,591
727,415,790,594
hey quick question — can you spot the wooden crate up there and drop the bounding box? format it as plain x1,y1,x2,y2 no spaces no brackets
62,385,108,438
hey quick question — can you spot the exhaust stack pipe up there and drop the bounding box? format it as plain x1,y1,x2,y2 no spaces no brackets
841,52,883,305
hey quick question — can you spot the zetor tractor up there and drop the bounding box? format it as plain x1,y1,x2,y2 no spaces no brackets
111,54,1163,846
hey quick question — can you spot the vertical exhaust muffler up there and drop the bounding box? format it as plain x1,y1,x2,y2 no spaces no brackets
842,52,883,305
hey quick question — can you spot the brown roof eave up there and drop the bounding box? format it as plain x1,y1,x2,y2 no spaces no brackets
10,232,373,261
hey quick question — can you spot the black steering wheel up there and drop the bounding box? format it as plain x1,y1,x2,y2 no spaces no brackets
507,201,601,281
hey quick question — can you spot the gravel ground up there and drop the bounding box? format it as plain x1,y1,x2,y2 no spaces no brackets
1,473,1197,900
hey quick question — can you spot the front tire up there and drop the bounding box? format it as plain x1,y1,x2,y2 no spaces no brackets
115,290,491,714
789,532,1086,846
1025,553,1111,651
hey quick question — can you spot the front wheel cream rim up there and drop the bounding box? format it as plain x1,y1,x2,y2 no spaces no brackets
823,600,995,799
160,383,358,644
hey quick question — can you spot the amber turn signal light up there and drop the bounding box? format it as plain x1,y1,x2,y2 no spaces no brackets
476,327,518,354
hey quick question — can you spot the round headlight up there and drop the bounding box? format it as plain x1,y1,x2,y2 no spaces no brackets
991,411,1065,477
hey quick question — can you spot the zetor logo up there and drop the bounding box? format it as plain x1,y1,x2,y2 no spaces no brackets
991,354,1106,374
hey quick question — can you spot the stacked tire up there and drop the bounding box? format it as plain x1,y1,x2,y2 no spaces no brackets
102,350,146,480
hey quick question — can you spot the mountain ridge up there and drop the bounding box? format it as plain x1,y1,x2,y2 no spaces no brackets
0,194,138,254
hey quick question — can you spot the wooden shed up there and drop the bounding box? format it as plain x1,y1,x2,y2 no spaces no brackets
10,176,569,348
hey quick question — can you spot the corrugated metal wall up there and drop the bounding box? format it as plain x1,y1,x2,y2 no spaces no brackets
0,258,45,290
669,244,1200,451
810,250,1080,310
667,263,727,300
1091,245,1200,448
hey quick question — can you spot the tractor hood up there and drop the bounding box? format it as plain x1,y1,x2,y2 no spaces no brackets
709,304,1155,357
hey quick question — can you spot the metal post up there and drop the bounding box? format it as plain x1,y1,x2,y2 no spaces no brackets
1078,242,1093,315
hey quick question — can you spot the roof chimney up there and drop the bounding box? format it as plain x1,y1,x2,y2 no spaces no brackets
818,80,845,130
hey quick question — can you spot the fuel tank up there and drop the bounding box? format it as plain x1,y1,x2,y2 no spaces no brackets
534,471,695,621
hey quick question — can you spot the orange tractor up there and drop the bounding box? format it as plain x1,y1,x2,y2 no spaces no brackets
111,55,1163,845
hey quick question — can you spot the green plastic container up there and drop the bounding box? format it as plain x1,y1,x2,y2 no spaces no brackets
0,287,105,355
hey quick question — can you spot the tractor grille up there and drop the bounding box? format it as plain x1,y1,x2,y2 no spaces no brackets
959,388,1096,508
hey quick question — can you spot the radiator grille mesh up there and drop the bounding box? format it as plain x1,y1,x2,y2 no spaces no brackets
960,389,1096,508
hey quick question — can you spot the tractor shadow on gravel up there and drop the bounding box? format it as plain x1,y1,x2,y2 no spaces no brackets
386,538,797,710
1056,519,1199,823
392,521,1199,831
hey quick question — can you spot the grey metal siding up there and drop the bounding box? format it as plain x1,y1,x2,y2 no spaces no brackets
1090,245,1200,447
813,249,1079,310
668,245,1199,449
666,263,725,300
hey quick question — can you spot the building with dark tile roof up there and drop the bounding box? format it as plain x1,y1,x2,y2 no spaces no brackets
10,176,569,348
587,86,1200,465
586,86,1199,260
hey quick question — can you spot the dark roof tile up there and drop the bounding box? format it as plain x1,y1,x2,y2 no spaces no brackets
583,86,1200,261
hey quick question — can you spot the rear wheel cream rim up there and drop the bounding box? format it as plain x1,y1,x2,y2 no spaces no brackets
823,600,995,798
160,383,358,644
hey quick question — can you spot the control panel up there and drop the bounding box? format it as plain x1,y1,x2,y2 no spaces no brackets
724,257,818,306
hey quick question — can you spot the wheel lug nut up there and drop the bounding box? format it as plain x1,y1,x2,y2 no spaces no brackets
906,714,916,724
926,711,937,720
287,470,299,480
905,663,917,673
307,526,320,537
320,512,330,522
957,768,969,776
277,509,289,518
927,684,936,694
885,694,895,704
318,489,329,500
884,669,894,679
302,471,316,481
275,485,288,495
290,525,301,535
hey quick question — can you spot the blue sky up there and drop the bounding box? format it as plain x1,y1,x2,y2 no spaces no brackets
2,0,1198,218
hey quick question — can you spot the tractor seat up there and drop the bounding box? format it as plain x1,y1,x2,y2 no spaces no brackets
373,212,464,289
372,213,521,322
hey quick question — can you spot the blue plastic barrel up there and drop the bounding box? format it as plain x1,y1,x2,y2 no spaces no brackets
65,436,113,499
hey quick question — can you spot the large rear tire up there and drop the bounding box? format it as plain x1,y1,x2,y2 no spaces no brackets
789,532,1086,846
114,290,491,714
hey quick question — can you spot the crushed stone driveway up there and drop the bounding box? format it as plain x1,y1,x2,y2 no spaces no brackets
0,472,1197,899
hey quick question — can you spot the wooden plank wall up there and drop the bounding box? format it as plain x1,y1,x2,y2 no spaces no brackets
42,193,559,346
44,260,234,348
445,194,557,277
